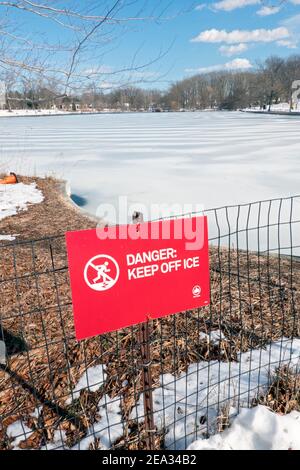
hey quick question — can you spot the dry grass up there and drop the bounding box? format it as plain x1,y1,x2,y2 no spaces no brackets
254,366,300,414
211,366,300,440
0,177,299,450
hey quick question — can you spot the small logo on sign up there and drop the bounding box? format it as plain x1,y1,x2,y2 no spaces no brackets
84,255,120,291
192,285,201,298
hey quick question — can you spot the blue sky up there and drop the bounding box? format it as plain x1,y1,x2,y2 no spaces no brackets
6,0,300,90
112,0,300,88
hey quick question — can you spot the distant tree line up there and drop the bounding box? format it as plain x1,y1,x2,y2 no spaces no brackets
164,55,300,111
5,84,164,112
4,55,300,112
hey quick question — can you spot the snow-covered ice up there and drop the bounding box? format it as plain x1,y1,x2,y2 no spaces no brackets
0,111,299,220
0,111,299,253
188,405,300,450
0,182,43,240
131,338,300,450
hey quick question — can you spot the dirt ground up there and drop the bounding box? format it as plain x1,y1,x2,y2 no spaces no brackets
0,177,299,450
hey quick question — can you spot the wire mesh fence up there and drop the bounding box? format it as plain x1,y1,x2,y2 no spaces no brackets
0,195,299,450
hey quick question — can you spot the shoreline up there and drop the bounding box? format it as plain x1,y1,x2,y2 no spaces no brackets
1,109,300,119
60,179,102,226
1,176,299,263
241,109,300,117
0,176,98,242
0,110,134,119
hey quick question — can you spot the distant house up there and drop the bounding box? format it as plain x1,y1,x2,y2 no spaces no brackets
58,101,81,112
73,103,81,111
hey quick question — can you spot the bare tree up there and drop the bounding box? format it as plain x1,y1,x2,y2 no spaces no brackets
0,1,195,106
161,54,300,112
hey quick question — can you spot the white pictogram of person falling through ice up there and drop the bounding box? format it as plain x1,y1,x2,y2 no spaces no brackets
91,261,114,288
84,255,119,291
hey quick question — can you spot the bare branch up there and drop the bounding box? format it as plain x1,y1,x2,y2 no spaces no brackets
0,1,196,101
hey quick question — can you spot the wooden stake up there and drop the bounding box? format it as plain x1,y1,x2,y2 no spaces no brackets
138,320,155,450
132,212,155,450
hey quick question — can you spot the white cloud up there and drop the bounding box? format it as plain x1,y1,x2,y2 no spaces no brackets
191,27,290,44
186,58,253,74
219,43,248,56
212,0,300,12
99,81,114,90
281,13,300,48
195,3,206,10
282,13,300,30
257,6,281,16
276,39,298,49
213,0,259,11
83,65,113,76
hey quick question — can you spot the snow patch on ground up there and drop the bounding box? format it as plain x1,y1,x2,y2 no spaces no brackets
8,363,124,450
41,430,67,451
0,234,16,241
131,338,300,450
199,329,226,344
246,102,300,113
0,109,73,118
0,182,43,240
6,420,33,449
188,405,300,450
71,395,124,450
66,364,106,404
30,406,42,419
65,364,124,449
6,341,300,450
40,395,124,450
0,182,44,220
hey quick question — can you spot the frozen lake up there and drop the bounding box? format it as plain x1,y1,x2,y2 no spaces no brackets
0,111,299,253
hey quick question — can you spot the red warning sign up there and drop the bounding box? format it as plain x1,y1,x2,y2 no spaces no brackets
66,216,210,340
